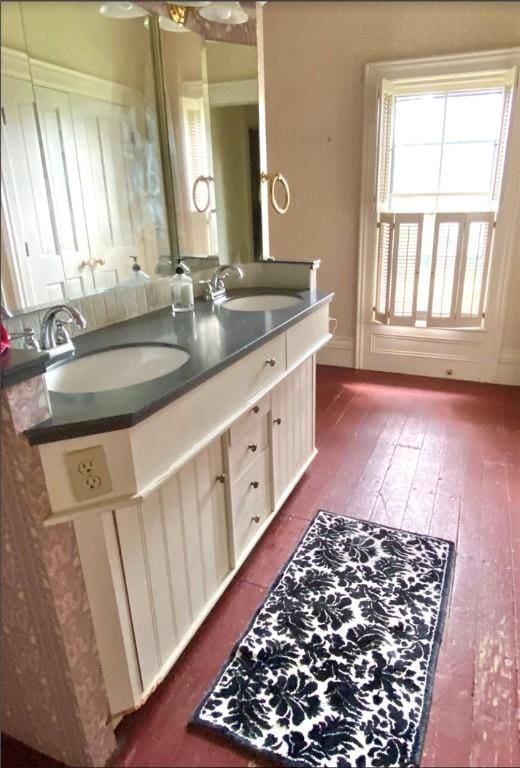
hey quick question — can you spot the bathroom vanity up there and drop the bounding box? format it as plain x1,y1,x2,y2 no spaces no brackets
21,286,332,718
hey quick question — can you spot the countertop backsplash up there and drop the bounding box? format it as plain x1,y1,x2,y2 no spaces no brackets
4,262,319,346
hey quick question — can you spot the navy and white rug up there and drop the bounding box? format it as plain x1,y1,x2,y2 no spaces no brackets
192,511,455,768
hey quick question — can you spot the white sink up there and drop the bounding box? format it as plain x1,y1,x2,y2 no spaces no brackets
45,345,190,394
223,293,302,312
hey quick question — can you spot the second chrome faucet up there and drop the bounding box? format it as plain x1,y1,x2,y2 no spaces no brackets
199,265,244,303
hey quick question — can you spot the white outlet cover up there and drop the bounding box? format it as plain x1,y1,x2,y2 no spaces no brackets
65,445,113,502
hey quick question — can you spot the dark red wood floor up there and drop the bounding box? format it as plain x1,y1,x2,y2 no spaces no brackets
3,367,519,767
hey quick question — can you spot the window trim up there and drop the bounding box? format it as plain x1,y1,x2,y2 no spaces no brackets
356,47,520,383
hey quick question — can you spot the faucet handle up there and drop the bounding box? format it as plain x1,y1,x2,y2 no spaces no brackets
55,319,73,345
9,326,40,352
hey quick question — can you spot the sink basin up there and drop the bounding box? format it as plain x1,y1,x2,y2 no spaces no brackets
45,345,190,394
223,293,302,312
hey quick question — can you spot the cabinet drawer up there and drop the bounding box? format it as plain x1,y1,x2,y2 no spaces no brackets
286,303,330,369
228,414,269,481
229,393,270,446
231,450,271,555
241,334,286,403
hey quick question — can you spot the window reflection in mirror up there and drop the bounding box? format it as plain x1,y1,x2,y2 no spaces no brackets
1,1,170,312
207,42,261,265
161,31,260,268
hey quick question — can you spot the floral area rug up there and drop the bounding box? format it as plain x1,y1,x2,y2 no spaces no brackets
192,511,455,767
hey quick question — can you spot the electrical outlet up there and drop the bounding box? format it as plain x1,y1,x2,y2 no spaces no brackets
65,445,113,502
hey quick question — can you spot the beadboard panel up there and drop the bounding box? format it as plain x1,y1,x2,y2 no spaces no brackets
115,437,230,693
271,355,314,506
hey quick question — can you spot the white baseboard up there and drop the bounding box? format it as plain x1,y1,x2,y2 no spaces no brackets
496,348,520,385
317,335,354,368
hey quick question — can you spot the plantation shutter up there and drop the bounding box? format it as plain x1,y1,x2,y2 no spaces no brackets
374,213,394,323
455,213,494,326
388,214,423,325
374,213,423,325
427,212,494,328
427,214,464,327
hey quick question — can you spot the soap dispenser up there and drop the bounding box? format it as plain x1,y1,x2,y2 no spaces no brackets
170,262,194,313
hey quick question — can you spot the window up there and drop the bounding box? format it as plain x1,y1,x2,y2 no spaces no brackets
181,96,210,212
374,69,514,328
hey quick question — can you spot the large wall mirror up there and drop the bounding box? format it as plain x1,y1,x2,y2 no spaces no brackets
1,1,171,312
0,1,261,316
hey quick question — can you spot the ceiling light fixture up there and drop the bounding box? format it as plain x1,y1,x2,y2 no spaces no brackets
144,14,188,33
99,2,148,19
198,2,248,25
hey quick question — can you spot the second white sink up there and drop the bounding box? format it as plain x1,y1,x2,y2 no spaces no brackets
45,345,190,394
223,293,302,312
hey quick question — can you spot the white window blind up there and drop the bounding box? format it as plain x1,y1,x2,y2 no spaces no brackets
427,212,494,327
377,71,515,214
181,96,209,212
374,213,423,325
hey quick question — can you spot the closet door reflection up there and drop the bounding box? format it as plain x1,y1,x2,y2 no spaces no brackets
33,86,94,297
1,76,92,305
70,95,147,290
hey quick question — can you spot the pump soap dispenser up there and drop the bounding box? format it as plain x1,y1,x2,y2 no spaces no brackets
170,262,194,313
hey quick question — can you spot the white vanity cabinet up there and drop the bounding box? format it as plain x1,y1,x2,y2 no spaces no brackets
44,303,331,717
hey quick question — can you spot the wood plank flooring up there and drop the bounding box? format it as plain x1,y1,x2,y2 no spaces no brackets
2,366,519,768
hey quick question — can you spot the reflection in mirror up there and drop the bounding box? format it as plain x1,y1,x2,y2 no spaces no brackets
0,1,170,312
160,25,218,266
206,42,260,265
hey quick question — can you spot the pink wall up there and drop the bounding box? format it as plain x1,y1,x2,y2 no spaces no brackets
1,377,116,766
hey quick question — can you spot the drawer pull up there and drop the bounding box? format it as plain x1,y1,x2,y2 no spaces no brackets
250,481,259,489
251,514,261,524
252,405,260,414
248,443,258,452
266,357,276,367
273,417,282,425
216,473,227,484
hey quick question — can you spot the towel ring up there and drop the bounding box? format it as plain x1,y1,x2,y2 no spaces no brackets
192,175,212,213
261,172,291,215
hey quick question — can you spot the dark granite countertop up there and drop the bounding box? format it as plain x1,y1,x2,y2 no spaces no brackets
1,347,49,389
24,288,333,445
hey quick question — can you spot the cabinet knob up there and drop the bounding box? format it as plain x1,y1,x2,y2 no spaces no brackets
273,417,282,425
252,405,260,414
248,443,258,452
250,481,259,489
216,473,227,484
266,357,276,367
251,514,261,524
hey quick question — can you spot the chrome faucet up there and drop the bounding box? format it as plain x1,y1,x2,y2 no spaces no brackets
1,302,40,350
199,264,244,303
40,304,87,354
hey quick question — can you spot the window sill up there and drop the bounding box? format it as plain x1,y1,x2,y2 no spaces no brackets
369,320,487,334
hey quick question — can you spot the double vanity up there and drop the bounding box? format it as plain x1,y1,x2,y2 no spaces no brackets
6,277,332,720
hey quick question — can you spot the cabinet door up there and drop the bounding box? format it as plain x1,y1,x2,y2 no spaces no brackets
115,436,230,693
271,355,315,507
